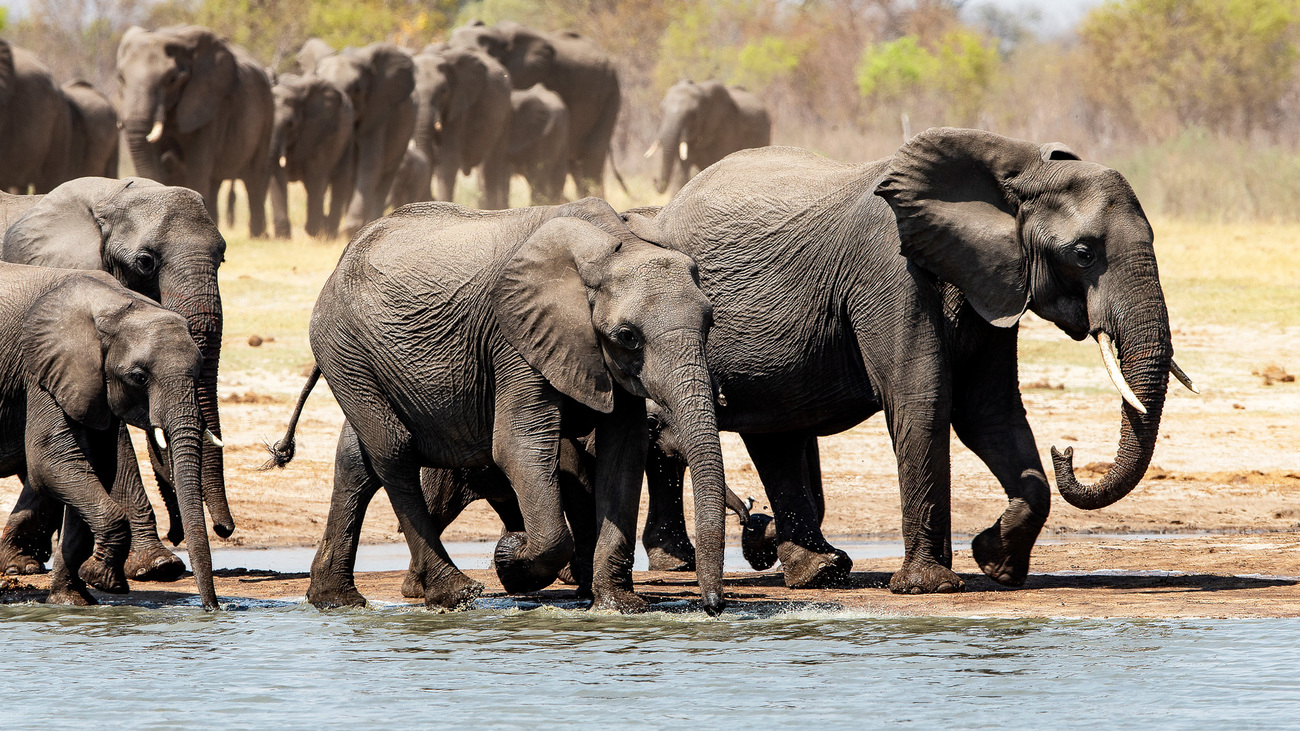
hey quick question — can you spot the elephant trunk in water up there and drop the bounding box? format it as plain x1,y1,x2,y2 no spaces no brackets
157,378,218,609
1052,254,1172,510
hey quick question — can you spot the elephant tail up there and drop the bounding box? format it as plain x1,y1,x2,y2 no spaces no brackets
608,143,631,197
262,364,322,470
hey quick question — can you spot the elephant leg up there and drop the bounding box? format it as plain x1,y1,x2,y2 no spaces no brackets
301,176,327,238
46,508,97,606
111,425,186,582
742,433,851,589
642,443,695,572
478,147,511,210
271,168,292,239
0,475,59,575
398,467,490,609
589,392,649,613
434,157,457,203
325,155,355,239
953,328,1050,588
557,437,597,596
245,169,270,239
307,421,381,609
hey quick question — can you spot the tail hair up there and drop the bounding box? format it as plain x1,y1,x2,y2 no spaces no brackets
260,364,322,470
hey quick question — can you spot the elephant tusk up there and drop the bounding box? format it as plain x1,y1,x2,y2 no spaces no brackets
715,389,727,407
204,429,224,448
643,140,661,159
1096,332,1146,414
1170,359,1199,394
146,120,165,143
279,155,288,169
153,427,168,451
679,141,689,161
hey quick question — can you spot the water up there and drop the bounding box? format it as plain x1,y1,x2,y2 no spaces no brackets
1,601,1297,728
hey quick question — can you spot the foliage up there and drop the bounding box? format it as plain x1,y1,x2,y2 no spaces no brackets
654,0,806,92
855,27,1000,125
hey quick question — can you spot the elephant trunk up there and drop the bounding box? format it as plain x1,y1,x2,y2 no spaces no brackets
652,119,683,196
1052,263,1172,510
158,379,218,609
123,99,166,181
413,101,440,164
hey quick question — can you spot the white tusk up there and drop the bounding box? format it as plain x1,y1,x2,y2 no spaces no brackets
204,429,225,448
715,390,727,407
434,120,442,132
146,120,165,143
1096,332,1146,414
153,427,168,450
279,155,288,169
643,140,661,159
1170,359,1199,394
678,141,688,160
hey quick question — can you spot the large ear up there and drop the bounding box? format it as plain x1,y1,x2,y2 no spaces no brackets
874,127,1048,327
21,280,111,430
174,27,238,133
620,208,667,246
490,217,618,413
366,45,416,116
0,40,14,108
2,178,135,269
446,50,486,124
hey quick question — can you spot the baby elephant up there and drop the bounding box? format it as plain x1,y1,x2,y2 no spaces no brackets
508,83,570,206
270,73,355,238
0,264,221,608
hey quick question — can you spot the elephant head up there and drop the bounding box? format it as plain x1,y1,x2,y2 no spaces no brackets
646,79,728,195
450,20,555,89
270,74,353,179
117,26,238,182
875,127,1187,510
409,49,455,164
22,276,218,608
491,199,729,613
3,177,233,541
316,44,414,135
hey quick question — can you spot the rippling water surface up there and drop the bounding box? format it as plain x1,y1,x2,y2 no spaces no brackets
2,600,1297,728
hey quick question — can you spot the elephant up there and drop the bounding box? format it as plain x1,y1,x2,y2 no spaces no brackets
646,79,770,197
508,83,569,206
0,40,71,194
387,142,432,209
408,44,512,210
117,25,274,237
62,80,120,179
450,20,620,199
269,72,355,238
0,177,232,580
268,197,729,614
304,40,416,237
0,263,221,608
623,128,1192,594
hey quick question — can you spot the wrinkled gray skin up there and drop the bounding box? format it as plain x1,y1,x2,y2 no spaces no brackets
509,84,569,205
650,79,770,197
0,264,218,608
305,41,416,237
387,143,433,209
269,73,355,238
117,25,274,237
62,80,120,179
450,20,620,199
0,40,71,193
270,198,729,615
627,129,1174,594
0,178,232,582
408,45,512,209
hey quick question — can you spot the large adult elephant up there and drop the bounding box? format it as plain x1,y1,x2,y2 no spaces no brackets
0,264,219,608
117,25,274,237
269,73,355,238
305,41,416,237
624,129,1191,594
270,197,729,615
408,44,512,209
0,40,71,193
509,83,569,206
0,178,232,580
62,81,120,179
646,79,770,197
450,20,620,199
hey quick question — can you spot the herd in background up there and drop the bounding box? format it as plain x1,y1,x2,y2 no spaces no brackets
1,21,775,240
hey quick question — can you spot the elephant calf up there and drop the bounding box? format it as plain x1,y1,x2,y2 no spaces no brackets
509,84,570,206
270,73,355,239
272,197,730,614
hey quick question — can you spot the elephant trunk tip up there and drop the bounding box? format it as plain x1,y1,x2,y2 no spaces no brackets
702,590,725,617
1051,445,1144,511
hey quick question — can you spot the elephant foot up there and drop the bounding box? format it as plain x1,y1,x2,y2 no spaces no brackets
556,564,578,585
78,552,129,595
971,499,1046,587
591,586,648,614
46,584,97,606
493,532,566,595
778,541,852,589
401,569,424,599
307,583,367,609
741,513,778,571
889,559,964,595
423,573,484,611
126,544,187,582
1,546,47,576
643,531,696,572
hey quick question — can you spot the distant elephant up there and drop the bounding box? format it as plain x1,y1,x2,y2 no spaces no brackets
270,197,729,615
625,129,1191,594
62,80,120,179
409,44,511,209
269,72,355,238
117,25,274,237
305,41,416,237
450,20,620,199
647,79,770,196
0,177,233,580
0,40,71,193
509,83,569,205
387,142,432,209
0,263,220,608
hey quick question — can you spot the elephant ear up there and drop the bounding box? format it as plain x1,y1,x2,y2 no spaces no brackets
21,280,112,430
0,40,14,108
490,217,618,413
2,177,137,269
620,209,668,247
366,45,416,118
174,28,238,134
446,50,486,125
875,127,1048,328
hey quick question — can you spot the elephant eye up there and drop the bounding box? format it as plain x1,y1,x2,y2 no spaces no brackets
136,252,157,274
612,326,643,351
126,369,148,387
1073,243,1097,267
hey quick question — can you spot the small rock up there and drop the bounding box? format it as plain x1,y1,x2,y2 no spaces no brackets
248,335,263,347
1232,403,1245,410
